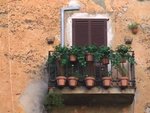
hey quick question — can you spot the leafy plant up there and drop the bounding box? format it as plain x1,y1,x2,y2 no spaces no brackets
54,45,69,65
69,46,86,67
110,52,127,76
116,44,130,56
84,45,97,55
69,46,81,56
110,52,121,67
47,52,57,64
78,48,87,67
128,22,138,29
110,45,136,77
44,91,64,112
94,46,111,62
48,45,69,65
115,44,135,64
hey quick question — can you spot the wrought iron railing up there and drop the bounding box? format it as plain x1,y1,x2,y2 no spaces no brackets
47,51,136,88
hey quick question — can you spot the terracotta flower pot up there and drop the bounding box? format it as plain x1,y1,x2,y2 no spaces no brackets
119,77,129,88
56,76,66,87
86,53,93,62
102,77,112,87
102,57,109,65
124,37,133,45
68,76,78,88
131,28,138,34
69,55,77,62
85,76,95,88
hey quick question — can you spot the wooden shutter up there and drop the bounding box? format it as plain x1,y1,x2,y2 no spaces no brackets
72,19,89,46
72,19,107,46
90,19,107,46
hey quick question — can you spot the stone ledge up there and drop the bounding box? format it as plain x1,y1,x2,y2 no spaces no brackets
52,87,135,105
53,87,135,94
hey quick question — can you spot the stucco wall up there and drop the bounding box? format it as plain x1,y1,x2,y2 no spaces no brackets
0,0,150,113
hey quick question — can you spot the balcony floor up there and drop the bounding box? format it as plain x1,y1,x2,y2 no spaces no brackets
52,87,135,105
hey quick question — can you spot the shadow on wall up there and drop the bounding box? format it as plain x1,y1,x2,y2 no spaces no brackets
20,80,48,113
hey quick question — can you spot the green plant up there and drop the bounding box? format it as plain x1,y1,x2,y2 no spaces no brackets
117,64,128,77
84,45,97,55
94,46,112,62
47,45,69,65
128,22,138,29
54,45,69,65
115,44,135,64
110,53,127,77
116,44,130,55
47,52,57,64
44,91,64,112
69,46,81,56
69,46,86,67
78,48,87,67
110,52,121,67
110,45,136,77
47,45,70,76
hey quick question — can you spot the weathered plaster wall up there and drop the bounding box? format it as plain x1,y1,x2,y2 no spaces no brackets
0,0,150,113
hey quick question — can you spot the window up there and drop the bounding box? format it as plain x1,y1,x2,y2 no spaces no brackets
72,19,108,46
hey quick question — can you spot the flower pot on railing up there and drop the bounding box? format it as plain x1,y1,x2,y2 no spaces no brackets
85,76,95,88
68,76,78,88
56,76,67,87
86,53,94,62
119,76,129,88
69,46,80,62
84,45,97,62
102,76,112,88
69,55,77,62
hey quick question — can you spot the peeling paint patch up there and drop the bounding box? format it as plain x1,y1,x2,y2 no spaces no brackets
92,0,105,8
145,103,150,113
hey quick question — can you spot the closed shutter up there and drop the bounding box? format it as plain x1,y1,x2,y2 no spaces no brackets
72,19,108,46
90,19,107,46
72,19,89,46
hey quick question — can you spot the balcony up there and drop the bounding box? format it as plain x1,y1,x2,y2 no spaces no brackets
47,45,136,105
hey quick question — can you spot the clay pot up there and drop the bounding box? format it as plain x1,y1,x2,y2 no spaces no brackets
102,77,112,87
85,76,95,88
68,76,78,88
102,57,109,65
56,76,66,87
86,53,94,62
119,77,129,88
131,28,138,34
124,37,133,45
69,55,77,62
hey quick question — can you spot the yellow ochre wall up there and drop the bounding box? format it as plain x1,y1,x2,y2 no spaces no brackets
0,0,150,113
